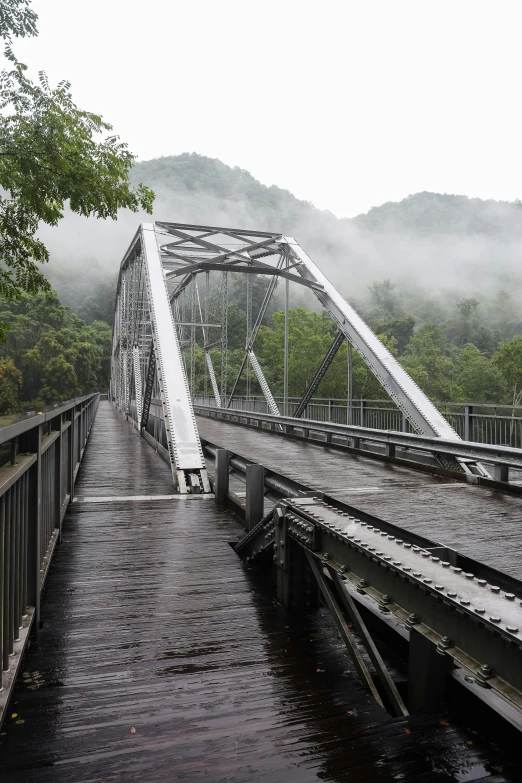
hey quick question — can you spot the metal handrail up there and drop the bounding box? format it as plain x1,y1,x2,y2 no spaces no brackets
0,392,99,719
194,403,522,473
0,393,100,446
201,394,522,413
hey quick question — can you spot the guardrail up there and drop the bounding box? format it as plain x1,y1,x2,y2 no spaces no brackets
194,395,522,448
0,393,99,716
194,403,522,486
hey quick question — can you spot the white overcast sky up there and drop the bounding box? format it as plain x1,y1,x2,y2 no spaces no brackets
11,0,522,217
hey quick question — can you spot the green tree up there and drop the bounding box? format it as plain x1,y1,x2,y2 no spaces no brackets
254,308,388,401
371,315,415,353
40,355,78,403
0,289,112,404
454,344,505,402
401,324,459,401
0,0,154,306
0,356,21,413
493,337,522,410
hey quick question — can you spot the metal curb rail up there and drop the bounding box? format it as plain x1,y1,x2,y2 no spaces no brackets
207,419,522,726
281,497,522,722
194,404,522,479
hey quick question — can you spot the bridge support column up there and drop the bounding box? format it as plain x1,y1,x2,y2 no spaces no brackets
215,449,230,505
408,627,453,713
245,463,264,532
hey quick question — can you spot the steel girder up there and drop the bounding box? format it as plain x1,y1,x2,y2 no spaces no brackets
293,331,345,418
278,238,458,440
110,224,210,494
158,220,459,440
112,221,461,492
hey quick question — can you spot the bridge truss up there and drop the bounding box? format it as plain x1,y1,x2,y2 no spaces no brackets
111,221,465,492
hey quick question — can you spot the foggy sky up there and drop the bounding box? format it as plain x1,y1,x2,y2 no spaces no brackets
10,0,522,218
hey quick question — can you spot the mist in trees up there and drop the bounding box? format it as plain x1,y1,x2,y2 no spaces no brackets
191,276,522,408
5,150,522,416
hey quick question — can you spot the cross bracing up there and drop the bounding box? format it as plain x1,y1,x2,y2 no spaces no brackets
111,221,465,494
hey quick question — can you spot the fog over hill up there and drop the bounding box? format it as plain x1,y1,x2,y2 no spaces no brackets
40,153,522,309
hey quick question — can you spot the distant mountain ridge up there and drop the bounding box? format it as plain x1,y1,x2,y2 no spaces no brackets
354,191,522,236
42,153,522,307
132,153,522,237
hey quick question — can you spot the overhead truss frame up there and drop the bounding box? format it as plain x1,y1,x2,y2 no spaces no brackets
111,220,464,494
157,220,460,441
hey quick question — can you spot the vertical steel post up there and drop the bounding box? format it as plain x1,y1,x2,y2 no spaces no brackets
246,274,252,399
55,413,63,542
408,627,453,713
68,406,75,495
2,492,10,672
10,437,18,467
221,271,228,406
245,464,264,531
283,258,289,417
0,495,5,683
13,480,20,642
190,277,196,398
464,405,473,441
9,488,15,650
360,399,366,428
347,343,353,425
27,424,42,626
204,271,209,398
215,449,230,505
21,472,28,617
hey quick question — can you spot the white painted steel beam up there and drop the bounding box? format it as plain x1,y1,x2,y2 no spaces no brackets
111,225,210,494
141,225,210,493
280,237,459,440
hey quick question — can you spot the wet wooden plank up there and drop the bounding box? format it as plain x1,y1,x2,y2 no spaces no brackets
0,404,514,781
196,417,522,581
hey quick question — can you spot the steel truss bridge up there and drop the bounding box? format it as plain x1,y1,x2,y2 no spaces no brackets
2,222,522,781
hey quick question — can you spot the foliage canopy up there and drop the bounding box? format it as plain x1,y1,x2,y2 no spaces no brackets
0,0,154,304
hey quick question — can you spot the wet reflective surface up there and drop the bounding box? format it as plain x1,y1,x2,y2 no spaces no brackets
0,404,519,781
196,416,522,580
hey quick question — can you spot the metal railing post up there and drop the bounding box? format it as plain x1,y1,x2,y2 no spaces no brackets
215,449,230,505
27,424,42,626
0,496,5,682
245,464,264,531
55,413,63,542
464,405,473,441
10,437,18,467
68,405,75,495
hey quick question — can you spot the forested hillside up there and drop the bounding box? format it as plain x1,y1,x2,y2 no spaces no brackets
5,152,522,414
0,292,111,414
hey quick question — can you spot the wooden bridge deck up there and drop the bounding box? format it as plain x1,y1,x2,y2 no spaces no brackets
0,403,517,782
196,416,522,581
